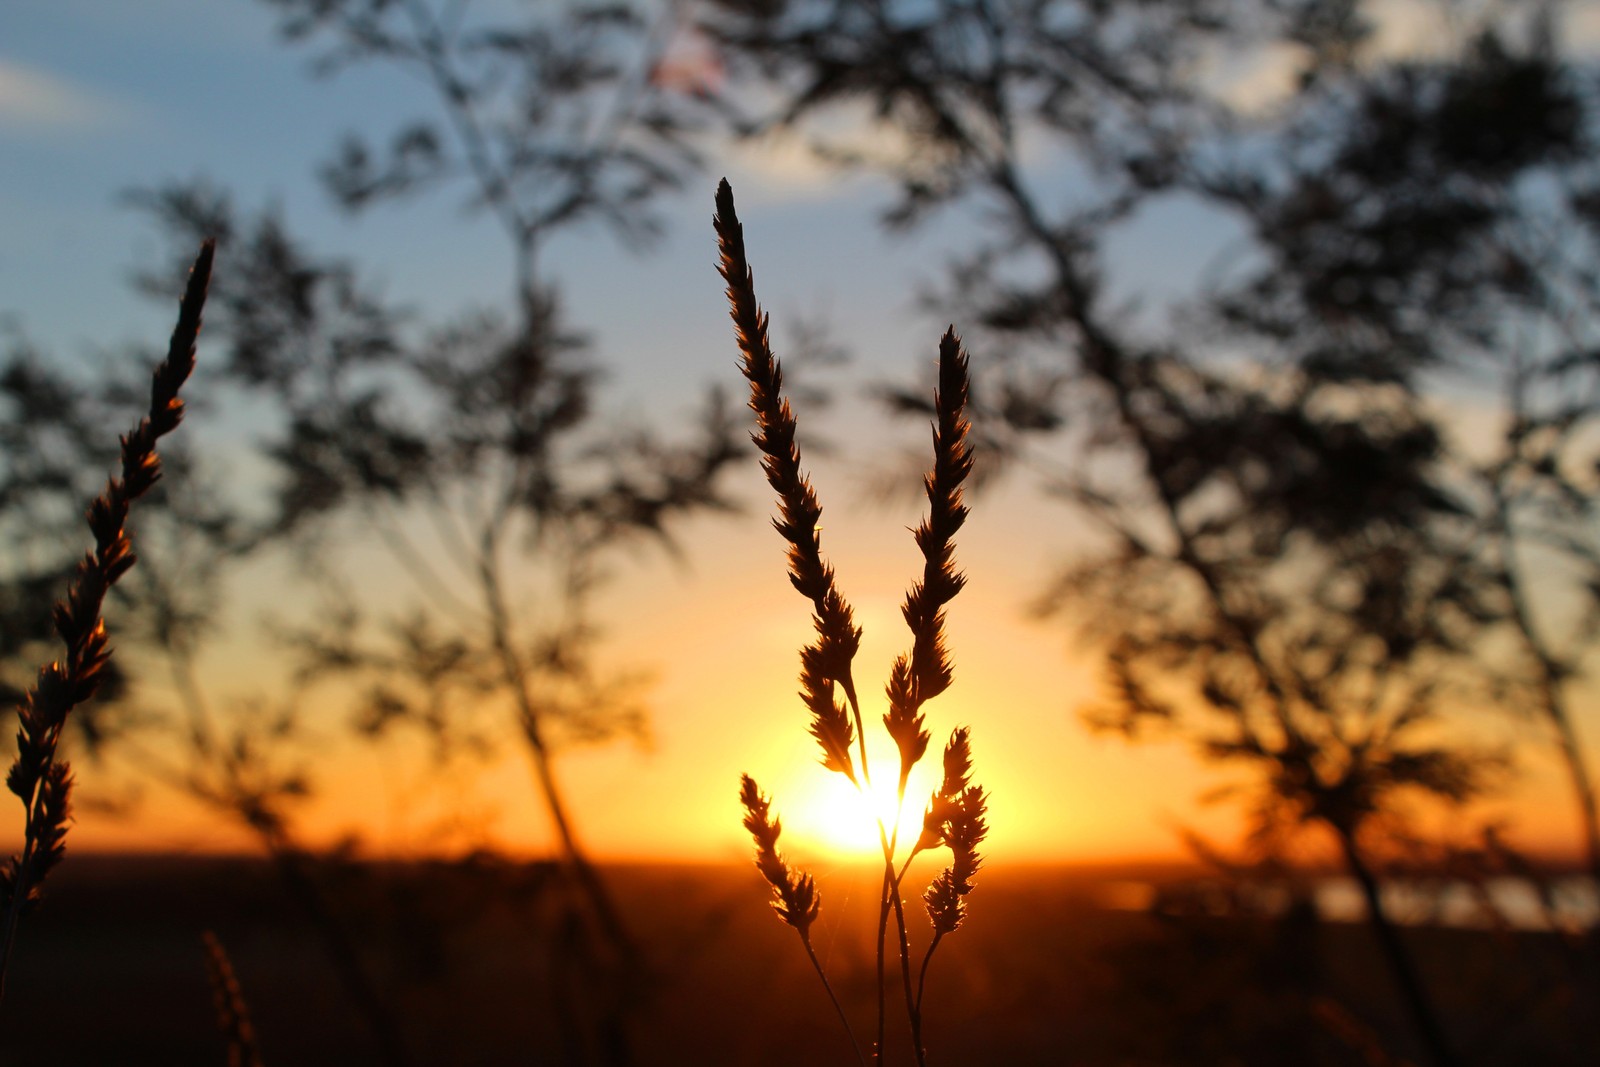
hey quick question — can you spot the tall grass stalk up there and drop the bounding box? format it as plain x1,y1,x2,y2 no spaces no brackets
716,179,987,1066
202,929,265,1067
0,240,214,1001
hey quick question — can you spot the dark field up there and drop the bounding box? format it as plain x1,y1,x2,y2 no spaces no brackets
1,856,1593,1066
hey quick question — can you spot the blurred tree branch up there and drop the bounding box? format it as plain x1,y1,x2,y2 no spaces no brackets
704,2,1600,1064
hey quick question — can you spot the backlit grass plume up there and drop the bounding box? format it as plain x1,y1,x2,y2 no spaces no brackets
739,773,865,1063
716,179,864,786
915,730,988,1013
0,240,214,999
886,330,973,792
740,773,821,933
718,178,986,1067
202,929,265,1067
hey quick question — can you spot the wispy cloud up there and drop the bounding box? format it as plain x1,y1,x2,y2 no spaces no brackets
1203,41,1308,117
1362,0,1477,61
0,60,127,131
1202,0,1585,118
1563,3,1600,56
714,105,914,209
721,127,872,206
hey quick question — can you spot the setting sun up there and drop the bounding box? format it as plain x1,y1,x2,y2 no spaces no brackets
780,769,927,859
6,2,1599,1063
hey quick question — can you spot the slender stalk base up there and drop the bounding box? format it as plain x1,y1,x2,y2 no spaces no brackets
1337,830,1460,1067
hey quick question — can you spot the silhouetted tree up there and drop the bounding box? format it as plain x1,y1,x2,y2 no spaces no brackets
1,260,421,1066
1188,18,1600,888
704,2,1600,1064
4,2,741,1064
205,1,739,975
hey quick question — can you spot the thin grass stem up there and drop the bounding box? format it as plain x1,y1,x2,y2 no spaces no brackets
721,179,980,1067
0,239,213,1002
842,682,872,821
869,805,922,1067
801,933,869,1067
915,931,946,1017
889,879,923,1067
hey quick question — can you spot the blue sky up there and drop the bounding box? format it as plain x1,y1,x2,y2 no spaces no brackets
0,0,1256,860
10,1,1591,863
0,0,1257,418
3,1,935,410
8,0,1591,392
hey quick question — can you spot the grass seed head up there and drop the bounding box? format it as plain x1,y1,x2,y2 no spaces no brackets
916,726,974,852
716,178,863,693
202,930,263,1067
887,329,972,784
801,646,858,781
923,781,988,936
739,774,821,934
1,239,212,968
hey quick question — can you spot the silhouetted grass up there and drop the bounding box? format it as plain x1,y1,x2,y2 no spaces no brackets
0,240,213,1001
717,177,987,1067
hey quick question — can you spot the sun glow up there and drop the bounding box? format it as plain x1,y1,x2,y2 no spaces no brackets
782,769,927,859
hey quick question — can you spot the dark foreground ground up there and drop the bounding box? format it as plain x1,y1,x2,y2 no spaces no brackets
0,855,1594,1066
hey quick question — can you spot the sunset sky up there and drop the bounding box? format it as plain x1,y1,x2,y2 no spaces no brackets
4,0,1598,871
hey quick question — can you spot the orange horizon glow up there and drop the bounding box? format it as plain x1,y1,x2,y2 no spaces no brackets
3,1,1598,921
8,452,1598,875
